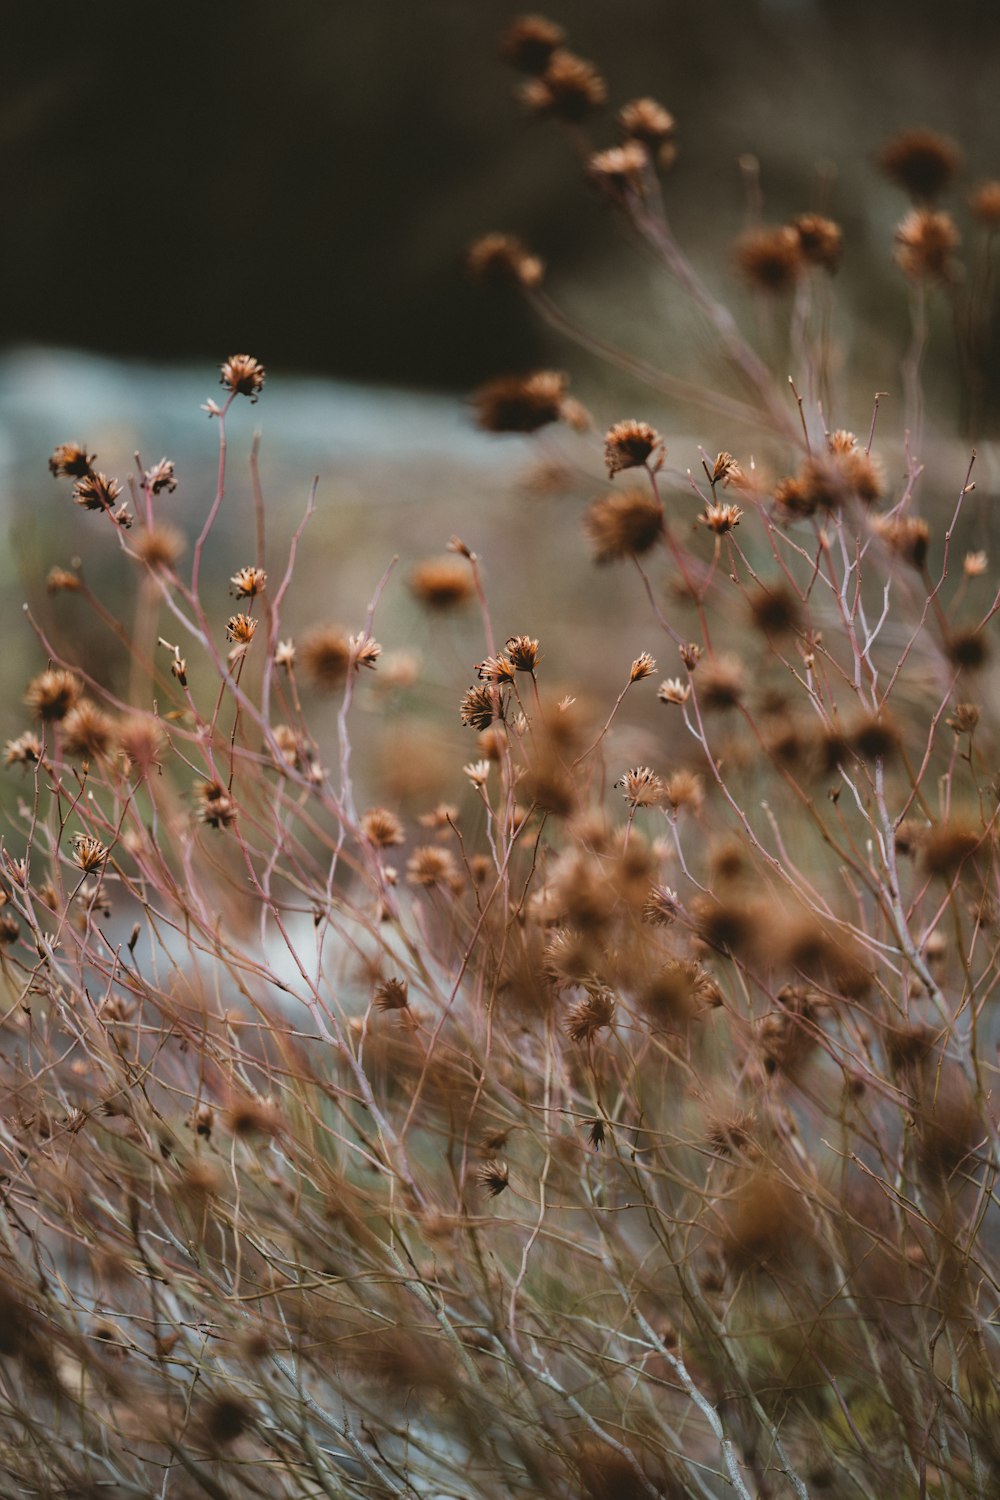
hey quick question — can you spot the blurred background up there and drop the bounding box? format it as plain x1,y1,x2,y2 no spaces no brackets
5,0,999,389
2,0,998,801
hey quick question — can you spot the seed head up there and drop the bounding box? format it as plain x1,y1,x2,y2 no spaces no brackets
196,780,237,830
505,634,541,672
749,582,802,635
566,989,616,1044
349,633,382,671
499,14,565,73
116,714,165,778
618,97,676,167
697,654,745,710
657,677,690,705
62,701,114,760
466,232,544,289
475,653,515,686
664,769,704,813
49,442,94,479
879,128,961,201
225,612,257,646
947,627,989,671
587,142,647,198
406,845,459,888
921,822,982,878
970,180,1000,228
791,213,842,271
964,550,988,577
736,226,803,292
463,759,491,786
472,370,569,433
374,977,410,1011
143,458,177,495
70,833,107,873
604,419,663,476
274,639,296,668
220,354,266,401
895,209,959,282
409,557,473,610
299,626,352,691
519,50,607,122
617,766,665,807
361,807,405,847
585,489,663,562
710,451,742,485
872,514,930,569
477,1158,510,1196
46,566,81,593
230,565,266,598
134,524,186,570
947,703,979,735
25,668,82,722
4,732,42,768
700,501,743,535
460,684,501,731
72,472,123,512
629,652,656,682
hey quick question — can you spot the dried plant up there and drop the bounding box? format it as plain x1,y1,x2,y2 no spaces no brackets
3,16,1000,1500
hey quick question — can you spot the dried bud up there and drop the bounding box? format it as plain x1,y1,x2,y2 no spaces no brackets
374,977,410,1011
70,833,107,873
220,354,266,401
230,565,267,598
584,489,663,562
143,458,177,495
460,684,501,731
629,652,656,682
736,226,803,292
519,50,607,122
466,232,543,289
604,419,663,476
616,766,665,807
506,634,541,672
700,502,743,535
72,472,123,512
49,442,95,479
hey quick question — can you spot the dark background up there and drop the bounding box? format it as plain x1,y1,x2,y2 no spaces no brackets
4,0,998,391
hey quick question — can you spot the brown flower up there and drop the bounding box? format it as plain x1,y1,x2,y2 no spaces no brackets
791,213,842,271
299,626,351,691
895,210,959,282
472,370,569,433
618,97,676,168
566,989,616,1044
498,14,565,74
519,50,607,122
460,684,501,731
230,565,267,598
196,779,237,830
585,489,663,562
921,822,982,878
970,181,1000,228
616,766,665,807
406,845,459,888
475,653,515,686
879,128,961,201
374,977,410,1012
872,514,930,569
477,1158,510,1196
506,634,541,671
70,833,107,873
62,701,114,760
220,354,266,401
361,807,405,847
629,652,656,682
4,732,42,768
25,669,82,722
604,419,663,476
697,654,745,710
700,502,743,535
133,524,186,570
143,458,177,495
72,472,123,512
48,442,94,479
46,566,81,593
587,142,647,198
466,233,543,289
116,714,165,777
409,557,473,609
225,613,257,646
736,226,803,292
